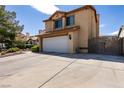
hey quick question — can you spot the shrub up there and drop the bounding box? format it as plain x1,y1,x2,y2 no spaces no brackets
15,41,26,49
7,47,20,53
7,48,12,53
0,51,6,55
12,47,20,52
31,45,39,52
26,44,33,49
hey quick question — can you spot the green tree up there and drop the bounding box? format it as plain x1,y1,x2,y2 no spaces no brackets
0,5,24,50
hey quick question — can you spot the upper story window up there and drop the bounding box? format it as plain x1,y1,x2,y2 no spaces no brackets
66,15,75,26
54,18,62,29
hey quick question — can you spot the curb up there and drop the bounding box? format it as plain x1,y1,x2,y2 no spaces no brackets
0,51,24,58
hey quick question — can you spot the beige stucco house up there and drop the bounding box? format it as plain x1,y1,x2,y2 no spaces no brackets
37,5,99,53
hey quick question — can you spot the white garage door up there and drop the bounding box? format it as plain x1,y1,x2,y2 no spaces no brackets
43,36,69,53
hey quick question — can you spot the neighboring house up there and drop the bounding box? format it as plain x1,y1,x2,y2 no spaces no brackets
37,5,99,53
15,32,27,41
24,32,38,45
16,32,38,45
27,36,38,45
118,25,124,38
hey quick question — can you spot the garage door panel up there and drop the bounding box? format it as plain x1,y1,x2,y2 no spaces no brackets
43,36,69,53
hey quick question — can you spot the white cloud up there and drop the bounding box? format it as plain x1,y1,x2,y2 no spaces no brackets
31,4,59,15
2,0,124,5
100,24,106,28
0,0,60,15
109,30,119,35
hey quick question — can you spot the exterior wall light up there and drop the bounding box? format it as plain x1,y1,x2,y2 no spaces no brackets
69,34,71,40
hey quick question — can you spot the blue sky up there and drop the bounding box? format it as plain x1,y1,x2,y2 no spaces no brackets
5,5,124,36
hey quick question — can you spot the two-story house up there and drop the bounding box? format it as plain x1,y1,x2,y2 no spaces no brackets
37,5,99,53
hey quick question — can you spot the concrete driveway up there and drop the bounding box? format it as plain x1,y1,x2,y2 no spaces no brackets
0,51,124,88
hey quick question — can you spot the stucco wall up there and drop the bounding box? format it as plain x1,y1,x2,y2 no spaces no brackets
96,14,100,37
67,9,98,53
38,37,42,52
45,21,53,31
52,13,64,20
73,10,89,53
91,9,97,38
68,31,79,53
73,31,79,53
68,32,74,53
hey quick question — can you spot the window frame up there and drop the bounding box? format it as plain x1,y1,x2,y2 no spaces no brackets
54,18,63,29
66,15,75,27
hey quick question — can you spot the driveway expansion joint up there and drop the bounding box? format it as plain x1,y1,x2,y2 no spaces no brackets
38,59,77,88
